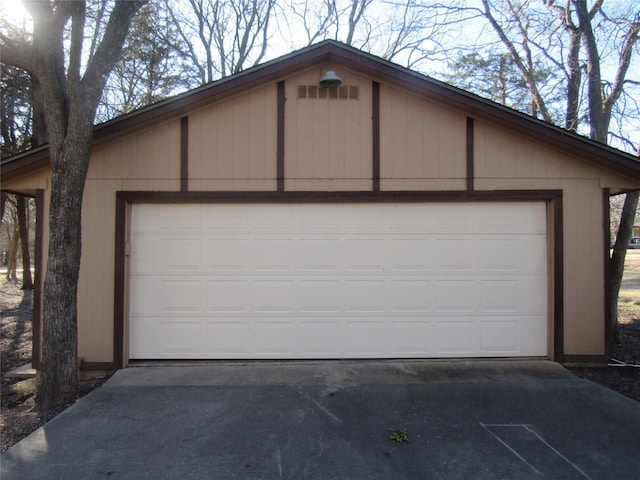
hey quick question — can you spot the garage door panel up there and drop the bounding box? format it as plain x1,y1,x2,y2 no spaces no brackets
477,276,547,315
343,238,386,270
391,321,435,354
160,279,202,312
390,280,434,311
479,280,520,312
435,280,478,312
204,322,250,355
203,205,249,232
343,321,388,355
252,280,296,312
296,322,341,355
131,318,203,358
434,238,476,271
129,202,548,359
254,238,297,270
299,280,342,312
299,238,342,270
253,323,299,355
477,238,519,272
435,320,478,355
129,235,165,273
205,280,249,312
344,280,388,312
385,238,433,270
480,321,519,353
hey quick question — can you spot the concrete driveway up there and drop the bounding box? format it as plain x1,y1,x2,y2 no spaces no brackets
2,360,639,479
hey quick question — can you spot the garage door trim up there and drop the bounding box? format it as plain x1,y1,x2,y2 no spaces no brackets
111,190,563,368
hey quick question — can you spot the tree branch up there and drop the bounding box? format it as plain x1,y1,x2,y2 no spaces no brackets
81,1,148,112
0,33,36,73
603,19,640,125
480,0,552,123
67,2,86,91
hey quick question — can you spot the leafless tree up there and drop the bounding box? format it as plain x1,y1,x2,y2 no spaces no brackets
0,193,33,289
0,0,147,411
165,0,276,82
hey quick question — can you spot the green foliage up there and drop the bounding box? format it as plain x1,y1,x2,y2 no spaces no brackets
97,2,199,122
0,65,34,158
444,51,563,125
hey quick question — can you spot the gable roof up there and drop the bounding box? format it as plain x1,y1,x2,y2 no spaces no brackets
2,40,640,182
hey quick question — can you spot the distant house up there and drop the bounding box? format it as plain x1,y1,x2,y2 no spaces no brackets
2,41,640,370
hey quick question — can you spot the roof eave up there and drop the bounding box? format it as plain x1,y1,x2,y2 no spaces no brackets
2,40,640,182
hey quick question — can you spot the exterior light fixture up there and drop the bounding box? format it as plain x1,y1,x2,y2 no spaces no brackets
319,70,342,87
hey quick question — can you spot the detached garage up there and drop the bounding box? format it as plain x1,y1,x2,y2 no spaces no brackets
2,41,640,369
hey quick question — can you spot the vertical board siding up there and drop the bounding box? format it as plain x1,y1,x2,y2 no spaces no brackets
188,85,278,191
379,85,467,190
98,120,181,181
284,68,373,190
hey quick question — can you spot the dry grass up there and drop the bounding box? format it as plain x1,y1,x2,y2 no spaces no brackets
618,250,640,324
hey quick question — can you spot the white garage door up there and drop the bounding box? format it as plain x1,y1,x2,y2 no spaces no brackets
129,202,548,359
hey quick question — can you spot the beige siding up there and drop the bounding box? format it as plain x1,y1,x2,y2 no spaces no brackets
562,180,606,355
89,119,181,181
474,120,636,187
189,85,278,191
380,85,467,191
285,66,372,191
77,180,120,362
1,167,50,192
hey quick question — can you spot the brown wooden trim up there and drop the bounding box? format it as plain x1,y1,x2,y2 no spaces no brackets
113,194,127,369
466,117,474,191
80,361,117,371
277,81,285,192
31,189,44,369
553,193,564,362
603,189,612,360
180,116,189,192
117,189,563,204
561,354,608,365
372,81,380,192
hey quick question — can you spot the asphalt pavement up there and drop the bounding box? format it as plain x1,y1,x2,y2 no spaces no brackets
2,360,639,479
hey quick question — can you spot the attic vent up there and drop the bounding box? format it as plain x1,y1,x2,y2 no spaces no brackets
298,85,359,100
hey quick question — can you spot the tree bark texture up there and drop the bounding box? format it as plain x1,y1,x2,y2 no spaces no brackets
38,134,92,408
610,191,640,343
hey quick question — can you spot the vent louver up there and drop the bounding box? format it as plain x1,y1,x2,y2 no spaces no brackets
298,85,359,100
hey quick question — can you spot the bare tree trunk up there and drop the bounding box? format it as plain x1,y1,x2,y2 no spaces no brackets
6,225,19,281
0,192,6,225
16,195,33,289
38,137,91,410
610,190,639,344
